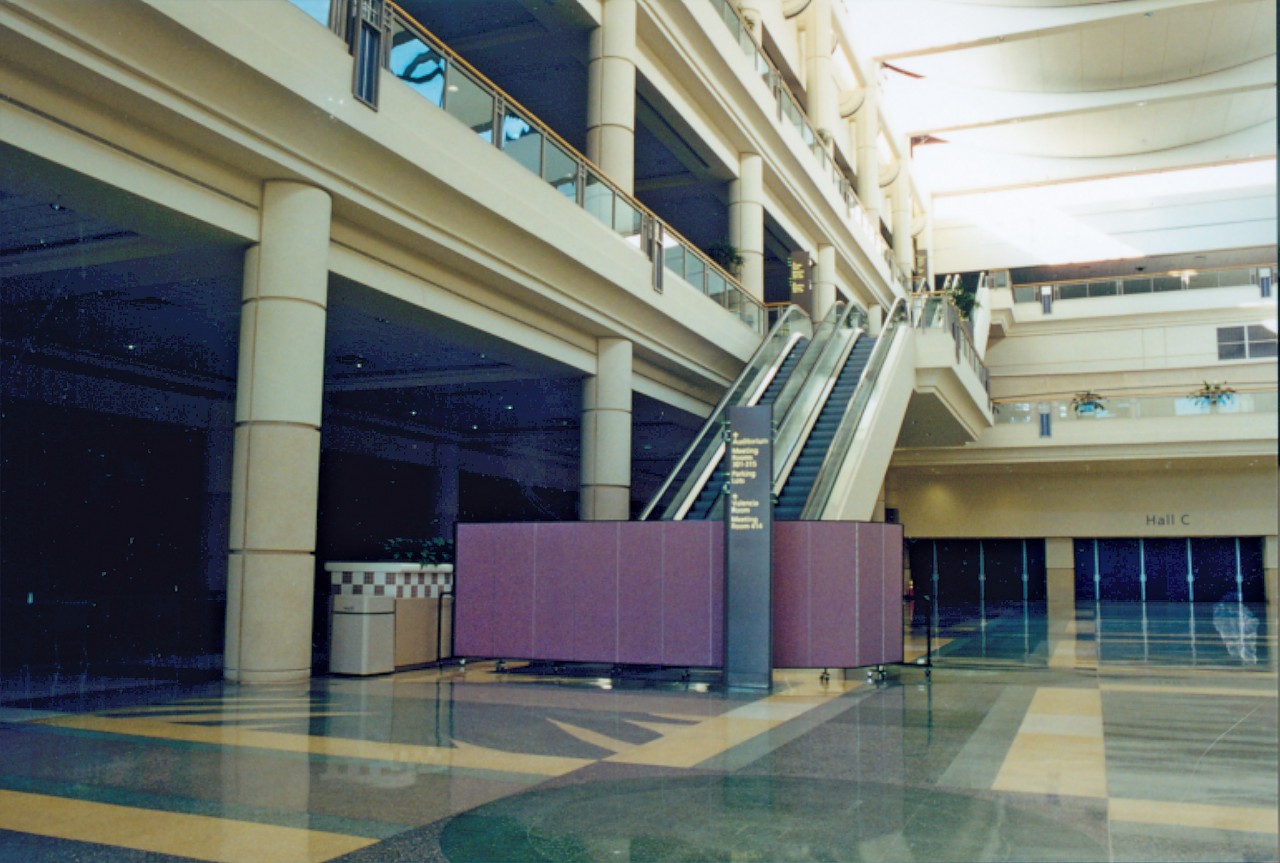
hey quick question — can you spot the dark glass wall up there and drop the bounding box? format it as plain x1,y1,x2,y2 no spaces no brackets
1073,537,1265,603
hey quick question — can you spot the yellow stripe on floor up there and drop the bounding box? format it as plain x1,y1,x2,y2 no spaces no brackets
1099,683,1278,698
42,714,591,777
606,686,850,769
1110,798,1279,834
992,687,1108,798
0,789,373,863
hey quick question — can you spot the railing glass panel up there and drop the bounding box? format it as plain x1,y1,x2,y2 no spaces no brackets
289,0,330,25
543,140,578,198
501,110,542,175
389,26,447,107
444,66,494,142
583,170,614,228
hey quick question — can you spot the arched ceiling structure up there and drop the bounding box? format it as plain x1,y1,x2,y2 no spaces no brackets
842,0,1277,268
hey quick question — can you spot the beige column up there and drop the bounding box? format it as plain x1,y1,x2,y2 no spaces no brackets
580,338,633,520
892,174,914,276
814,243,836,321
225,181,331,684
1045,537,1086,669
855,86,881,228
729,153,765,302
587,0,637,194
803,0,837,144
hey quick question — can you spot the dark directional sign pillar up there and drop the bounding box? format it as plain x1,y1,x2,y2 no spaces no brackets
723,405,774,691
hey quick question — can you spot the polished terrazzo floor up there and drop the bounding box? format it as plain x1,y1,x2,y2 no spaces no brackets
0,602,1275,863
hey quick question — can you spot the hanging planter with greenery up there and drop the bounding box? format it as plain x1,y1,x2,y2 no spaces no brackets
705,240,744,277
381,536,455,565
1191,381,1235,407
1070,391,1106,416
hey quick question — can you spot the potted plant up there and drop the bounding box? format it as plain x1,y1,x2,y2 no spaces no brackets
1070,391,1106,416
381,536,455,565
948,284,979,321
1191,381,1234,408
705,240,744,277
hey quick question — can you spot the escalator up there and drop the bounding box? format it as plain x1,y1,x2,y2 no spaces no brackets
639,305,813,521
683,341,807,519
773,335,876,519
646,297,913,523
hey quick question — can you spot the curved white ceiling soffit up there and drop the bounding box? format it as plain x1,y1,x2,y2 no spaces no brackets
843,0,1276,192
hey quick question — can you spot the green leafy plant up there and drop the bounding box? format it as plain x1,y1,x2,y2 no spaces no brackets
381,537,455,565
1070,391,1106,415
1192,380,1234,407
949,286,979,321
705,240,744,276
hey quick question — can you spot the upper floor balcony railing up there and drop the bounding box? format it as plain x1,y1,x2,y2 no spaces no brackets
1011,264,1275,305
703,0,908,292
910,291,990,395
994,387,1279,426
288,0,766,335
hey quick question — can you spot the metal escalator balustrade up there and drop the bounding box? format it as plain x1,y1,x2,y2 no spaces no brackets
640,306,812,521
799,298,911,520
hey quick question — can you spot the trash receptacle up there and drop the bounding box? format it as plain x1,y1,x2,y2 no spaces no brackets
330,595,395,675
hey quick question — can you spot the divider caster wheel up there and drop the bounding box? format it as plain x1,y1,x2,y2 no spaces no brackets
495,659,506,672
819,669,830,685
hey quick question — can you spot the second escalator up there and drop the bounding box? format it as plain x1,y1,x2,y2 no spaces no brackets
773,334,877,520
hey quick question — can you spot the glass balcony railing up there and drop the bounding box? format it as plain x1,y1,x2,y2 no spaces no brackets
1012,265,1275,304
994,389,1279,425
703,0,907,292
289,0,765,335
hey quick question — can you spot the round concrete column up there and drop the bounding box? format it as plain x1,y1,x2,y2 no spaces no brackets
892,175,914,277
587,0,637,194
855,87,881,227
814,243,837,321
729,153,765,302
804,0,837,143
225,181,331,685
579,337,633,520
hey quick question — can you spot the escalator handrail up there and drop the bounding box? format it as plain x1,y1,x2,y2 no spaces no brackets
770,309,867,498
799,297,910,519
639,304,812,521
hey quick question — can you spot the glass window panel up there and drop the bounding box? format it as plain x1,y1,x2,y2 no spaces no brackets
1249,340,1278,358
389,30,446,107
613,197,641,238
542,140,578,199
501,110,542,175
723,3,740,34
1152,275,1182,292
1218,326,1245,344
740,28,755,55
584,172,614,227
1012,286,1036,303
741,302,761,332
1246,324,1274,342
724,287,741,315
1218,342,1247,361
289,0,330,25
683,251,705,290
1057,283,1087,300
1087,281,1117,297
1123,278,1151,294
445,67,494,142
1187,271,1218,290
